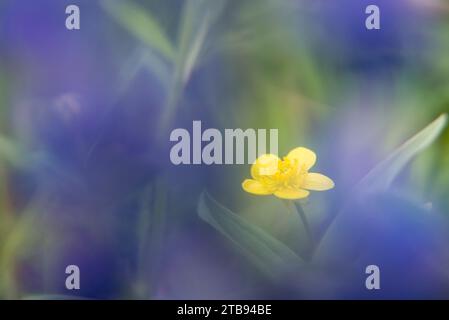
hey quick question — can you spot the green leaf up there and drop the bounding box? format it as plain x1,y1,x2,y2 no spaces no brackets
175,0,224,85
358,113,448,194
198,191,303,279
101,0,175,61
159,0,226,129
134,179,168,298
315,114,448,264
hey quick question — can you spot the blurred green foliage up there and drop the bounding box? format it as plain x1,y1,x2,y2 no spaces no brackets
0,0,449,299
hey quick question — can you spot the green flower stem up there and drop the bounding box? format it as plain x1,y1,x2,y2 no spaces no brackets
283,200,314,256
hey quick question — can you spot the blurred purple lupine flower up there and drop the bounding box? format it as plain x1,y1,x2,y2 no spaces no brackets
312,193,449,299
293,0,431,75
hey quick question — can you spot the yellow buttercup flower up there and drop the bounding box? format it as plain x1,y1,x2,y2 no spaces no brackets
242,147,334,200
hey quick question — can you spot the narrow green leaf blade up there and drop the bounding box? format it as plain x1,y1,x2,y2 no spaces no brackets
315,114,448,264
358,113,448,194
159,0,226,129
198,191,303,279
101,0,175,61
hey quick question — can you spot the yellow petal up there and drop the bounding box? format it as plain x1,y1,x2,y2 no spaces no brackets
303,173,334,191
251,154,280,179
242,179,273,195
274,188,309,200
286,147,316,170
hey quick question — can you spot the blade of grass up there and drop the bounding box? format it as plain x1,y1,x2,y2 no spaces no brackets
159,0,226,131
101,0,175,61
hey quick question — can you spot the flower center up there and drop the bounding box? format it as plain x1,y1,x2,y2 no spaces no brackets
255,157,308,191
271,158,307,188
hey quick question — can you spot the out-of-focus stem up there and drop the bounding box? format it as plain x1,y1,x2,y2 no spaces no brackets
283,200,315,258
